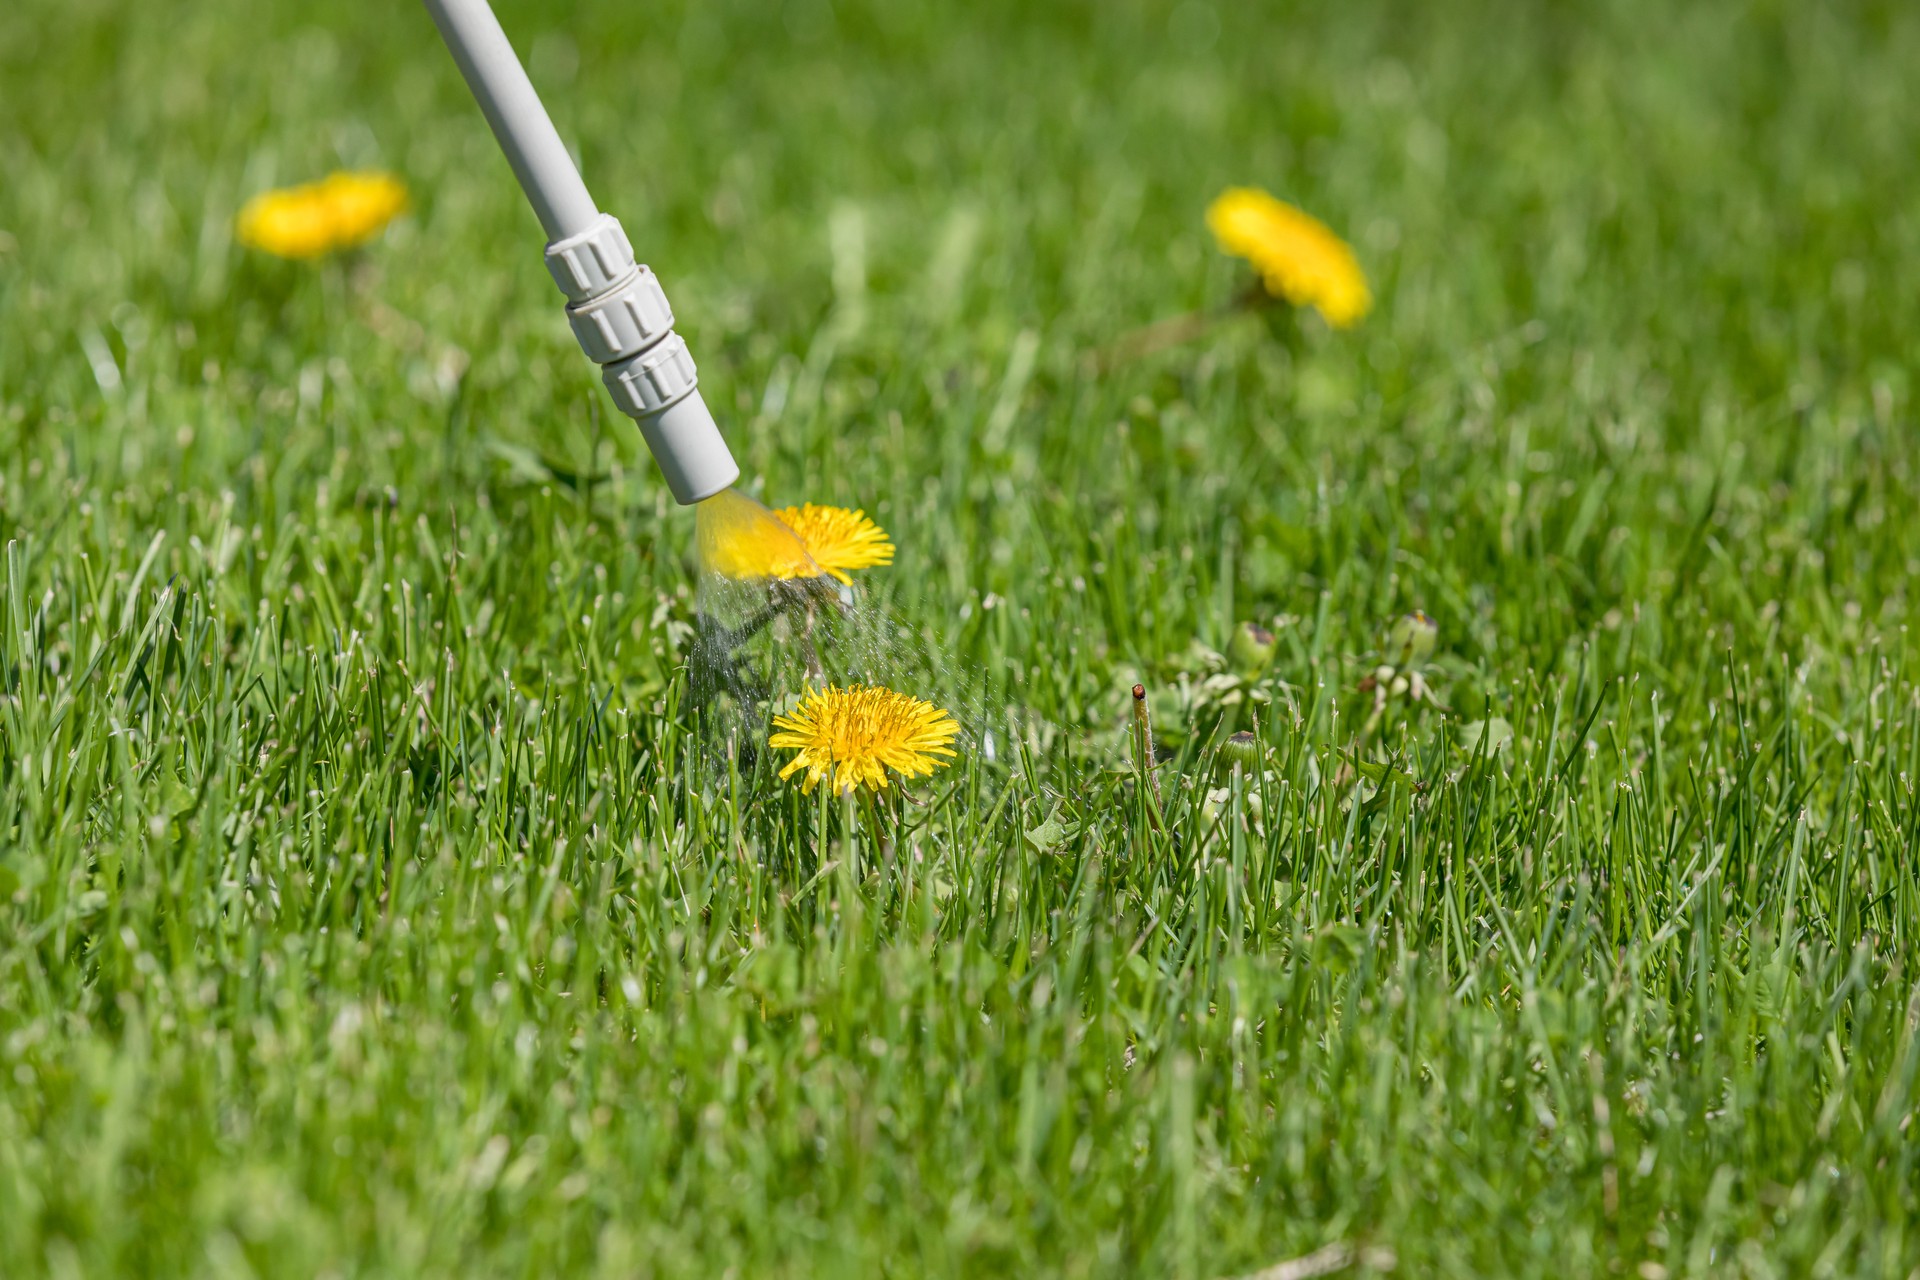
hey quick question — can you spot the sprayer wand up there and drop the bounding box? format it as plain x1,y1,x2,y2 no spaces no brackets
422,0,739,504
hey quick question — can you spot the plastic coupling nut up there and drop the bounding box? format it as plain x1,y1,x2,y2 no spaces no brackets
567,266,675,364
543,213,636,302
602,331,698,416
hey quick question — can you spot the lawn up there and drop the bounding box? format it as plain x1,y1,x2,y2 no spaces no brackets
2,0,1919,1275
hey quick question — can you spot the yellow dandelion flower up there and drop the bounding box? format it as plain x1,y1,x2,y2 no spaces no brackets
770,684,960,794
774,504,894,585
236,171,409,259
1205,186,1371,328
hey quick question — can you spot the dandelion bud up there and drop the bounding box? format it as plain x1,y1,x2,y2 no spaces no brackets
1228,621,1278,674
1220,731,1264,769
1386,610,1438,668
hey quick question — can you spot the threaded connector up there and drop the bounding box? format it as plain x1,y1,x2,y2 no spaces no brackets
541,213,737,504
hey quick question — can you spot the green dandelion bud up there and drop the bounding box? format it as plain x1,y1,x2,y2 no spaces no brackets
1220,731,1264,769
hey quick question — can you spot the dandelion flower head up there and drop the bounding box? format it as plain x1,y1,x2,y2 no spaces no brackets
697,491,894,585
770,684,960,794
236,171,409,259
773,504,895,585
1205,186,1371,328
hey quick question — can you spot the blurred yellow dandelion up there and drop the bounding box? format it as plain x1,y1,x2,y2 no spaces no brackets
770,684,960,794
236,171,409,259
774,504,894,585
1205,186,1371,328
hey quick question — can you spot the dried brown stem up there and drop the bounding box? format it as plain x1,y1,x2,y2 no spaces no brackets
1131,683,1167,823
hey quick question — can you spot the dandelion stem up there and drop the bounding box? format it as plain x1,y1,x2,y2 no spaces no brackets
859,786,894,868
1093,309,1218,368
1089,280,1273,370
702,600,785,651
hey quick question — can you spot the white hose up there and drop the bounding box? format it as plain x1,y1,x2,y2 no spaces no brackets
423,0,739,504
421,0,598,241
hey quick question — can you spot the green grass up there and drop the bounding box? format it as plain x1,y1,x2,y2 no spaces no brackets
4,0,1920,1275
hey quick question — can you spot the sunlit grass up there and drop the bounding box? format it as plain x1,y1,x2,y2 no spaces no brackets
2,0,1918,1276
